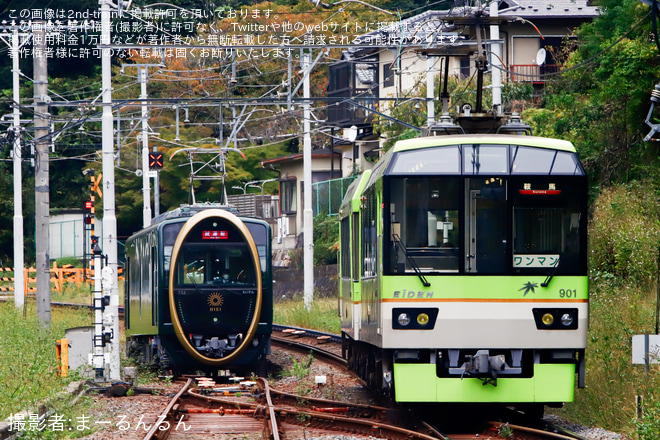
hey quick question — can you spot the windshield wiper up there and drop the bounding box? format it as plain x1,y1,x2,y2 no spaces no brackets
392,233,431,287
541,257,560,288
187,272,204,294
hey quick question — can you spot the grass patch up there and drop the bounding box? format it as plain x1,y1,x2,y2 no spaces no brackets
550,280,660,437
51,282,95,304
273,295,340,334
49,278,124,306
0,300,95,434
549,182,660,438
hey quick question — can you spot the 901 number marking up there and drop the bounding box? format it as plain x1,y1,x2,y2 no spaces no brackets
559,289,577,298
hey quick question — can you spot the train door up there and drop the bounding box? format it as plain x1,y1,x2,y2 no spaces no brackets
351,211,361,339
361,188,379,343
465,178,508,273
340,215,355,337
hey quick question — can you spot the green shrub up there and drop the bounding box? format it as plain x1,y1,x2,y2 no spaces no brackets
313,214,339,266
637,394,660,440
589,182,660,288
286,214,340,268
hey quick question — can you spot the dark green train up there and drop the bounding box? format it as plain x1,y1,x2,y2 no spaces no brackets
124,204,272,376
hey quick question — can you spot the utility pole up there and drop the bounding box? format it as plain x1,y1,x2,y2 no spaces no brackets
4,27,27,310
489,1,503,113
426,56,436,125
302,50,314,311
33,22,51,324
140,66,152,227
122,62,163,224
101,0,120,380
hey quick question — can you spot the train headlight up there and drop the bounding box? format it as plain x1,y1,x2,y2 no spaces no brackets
560,313,574,327
417,313,430,326
541,313,554,326
392,308,438,329
533,308,578,330
397,313,411,327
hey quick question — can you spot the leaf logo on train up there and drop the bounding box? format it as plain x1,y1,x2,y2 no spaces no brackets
519,282,538,296
207,292,224,311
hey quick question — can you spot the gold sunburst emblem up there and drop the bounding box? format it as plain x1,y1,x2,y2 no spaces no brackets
207,292,224,309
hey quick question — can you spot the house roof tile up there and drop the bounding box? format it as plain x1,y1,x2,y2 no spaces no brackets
498,0,599,19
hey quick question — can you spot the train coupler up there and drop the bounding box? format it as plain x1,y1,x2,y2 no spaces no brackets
449,349,523,386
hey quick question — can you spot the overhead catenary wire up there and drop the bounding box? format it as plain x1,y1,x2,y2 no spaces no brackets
4,0,646,169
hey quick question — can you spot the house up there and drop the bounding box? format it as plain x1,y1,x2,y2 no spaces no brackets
498,0,600,83
261,148,343,251
327,0,599,130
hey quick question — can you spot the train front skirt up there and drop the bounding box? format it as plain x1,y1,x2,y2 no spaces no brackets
393,362,575,403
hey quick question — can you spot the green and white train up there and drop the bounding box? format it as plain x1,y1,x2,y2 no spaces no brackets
338,134,587,415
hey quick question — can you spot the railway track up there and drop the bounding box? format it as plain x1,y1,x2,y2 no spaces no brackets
24,302,597,439
141,377,445,440
271,324,347,371
137,376,589,440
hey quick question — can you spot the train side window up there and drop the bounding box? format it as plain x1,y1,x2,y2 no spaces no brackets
162,223,184,273
352,212,360,281
151,248,158,327
362,190,377,278
125,256,130,329
246,223,269,273
340,217,350,279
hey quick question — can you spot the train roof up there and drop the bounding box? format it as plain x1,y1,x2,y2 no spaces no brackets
391,134,577,153
339,170,372,216
149,203,268,228
150,203,240,226
359,134,584,188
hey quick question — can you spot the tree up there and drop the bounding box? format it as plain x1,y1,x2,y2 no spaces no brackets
525,0,660,188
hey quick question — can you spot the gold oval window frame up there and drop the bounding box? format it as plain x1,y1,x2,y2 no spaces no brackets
168,209,263,365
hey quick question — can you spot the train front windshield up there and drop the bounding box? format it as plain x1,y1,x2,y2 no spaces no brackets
383,143,587,276
176,244,256,287
168,216,260,287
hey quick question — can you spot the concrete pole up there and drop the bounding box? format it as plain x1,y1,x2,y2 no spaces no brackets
140,66,152,228
11,28,24,310
426,56,435,125
287,50,293,111
33,22,50,324
101,0,120,380
153,150,160,216
302,51,314,311
490,1,503,113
